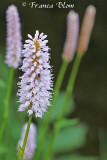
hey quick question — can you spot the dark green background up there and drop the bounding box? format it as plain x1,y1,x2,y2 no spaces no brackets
0,0,107,157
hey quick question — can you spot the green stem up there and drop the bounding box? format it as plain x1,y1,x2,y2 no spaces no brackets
45,53,83,160
0,67,15,143
18,115,33,160
34,60,69,160
99,129,107,160
54,60,69,100
59,54,82,120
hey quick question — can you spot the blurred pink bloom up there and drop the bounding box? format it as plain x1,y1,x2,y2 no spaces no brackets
5,5,22,68
62,11,79,61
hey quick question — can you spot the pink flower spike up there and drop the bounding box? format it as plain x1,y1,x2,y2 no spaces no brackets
17,31,53,118
5,5,22,68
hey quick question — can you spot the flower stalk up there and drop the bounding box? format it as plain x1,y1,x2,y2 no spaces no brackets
0,4,22,143
59,54,82,120
54,60,69,99
18,114,33,160
44,53,83,160
0,67,15,143
44,5,96,159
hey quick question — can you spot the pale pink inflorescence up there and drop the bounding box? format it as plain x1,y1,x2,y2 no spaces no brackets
77,5,96,54
17,30,53,118
18,123,36,160
5,5,22,68
62,11,79,61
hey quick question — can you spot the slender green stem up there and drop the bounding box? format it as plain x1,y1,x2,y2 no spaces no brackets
45,53,83,160
18,115,33,160
34,60,69,160
59,54,82,120
54,60,69,100
0,67,15,143
99,129,107,160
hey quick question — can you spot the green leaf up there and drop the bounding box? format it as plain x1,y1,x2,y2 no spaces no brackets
54,155,98,160
55,118,79,129
54,123,88,154
0,79,6,89
50,92,75,121
0,145,7,155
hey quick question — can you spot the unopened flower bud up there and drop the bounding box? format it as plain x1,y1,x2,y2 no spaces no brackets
77,5,96,54
62,11,79,61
